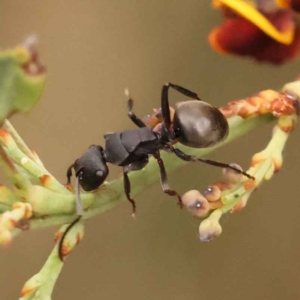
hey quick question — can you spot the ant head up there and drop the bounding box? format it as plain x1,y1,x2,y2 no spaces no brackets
172,100,229,148
74,145,109,191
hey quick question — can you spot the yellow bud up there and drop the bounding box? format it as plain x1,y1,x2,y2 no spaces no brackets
199,219,222,242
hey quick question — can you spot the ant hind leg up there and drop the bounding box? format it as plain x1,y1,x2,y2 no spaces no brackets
170,147,254,180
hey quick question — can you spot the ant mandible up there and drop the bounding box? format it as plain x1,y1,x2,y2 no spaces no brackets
58,83,254,260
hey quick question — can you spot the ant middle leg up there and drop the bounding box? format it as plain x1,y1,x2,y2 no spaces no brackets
123,157,149,215
124,89,146,128
153,151,182,208
169,147,255,180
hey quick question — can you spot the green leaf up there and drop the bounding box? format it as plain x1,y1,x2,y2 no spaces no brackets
0,36,46,123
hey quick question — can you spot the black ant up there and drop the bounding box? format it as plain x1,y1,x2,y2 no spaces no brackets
58,83,254,260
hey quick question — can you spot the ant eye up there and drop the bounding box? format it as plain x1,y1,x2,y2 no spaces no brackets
96,170,104,177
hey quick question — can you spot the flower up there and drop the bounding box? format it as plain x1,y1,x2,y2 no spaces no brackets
209,0,300,63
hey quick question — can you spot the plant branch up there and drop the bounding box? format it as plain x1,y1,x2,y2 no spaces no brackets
28,114,274,228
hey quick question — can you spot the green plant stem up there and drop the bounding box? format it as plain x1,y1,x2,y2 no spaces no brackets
26,113,274,230
19,244,63,300
3,120,41,164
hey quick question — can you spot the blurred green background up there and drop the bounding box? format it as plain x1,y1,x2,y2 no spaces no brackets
1,1,300,299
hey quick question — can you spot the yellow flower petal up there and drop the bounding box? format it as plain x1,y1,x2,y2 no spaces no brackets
215,0,294,44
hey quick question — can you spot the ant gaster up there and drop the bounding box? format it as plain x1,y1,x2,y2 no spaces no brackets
58,83,254,260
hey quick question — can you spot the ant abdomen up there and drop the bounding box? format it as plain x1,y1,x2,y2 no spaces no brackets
173,100,229,148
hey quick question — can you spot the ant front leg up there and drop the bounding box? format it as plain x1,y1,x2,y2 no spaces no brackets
123,158,149,215
169,147,255,180
124,89,146,128
153,151,183,208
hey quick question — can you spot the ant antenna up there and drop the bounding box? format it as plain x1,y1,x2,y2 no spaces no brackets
75,173,84,216
58,175,83,261
197,158,255,180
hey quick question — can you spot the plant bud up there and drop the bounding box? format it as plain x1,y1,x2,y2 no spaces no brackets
203,185,221,202
199,219,222,242
181,190,210,218
222,163,244,184
55,221,84,260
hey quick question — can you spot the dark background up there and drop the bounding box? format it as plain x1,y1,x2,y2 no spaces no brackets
1,1,300,299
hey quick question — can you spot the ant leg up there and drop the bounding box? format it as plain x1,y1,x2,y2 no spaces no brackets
161,83,201,131
168,83,201,100
153,151,182,208
66,163,74,184
123,158,149,215
58,174,83,261
170,147,255,180
124,89,146,128
123,171,136,215
161,84,172,130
